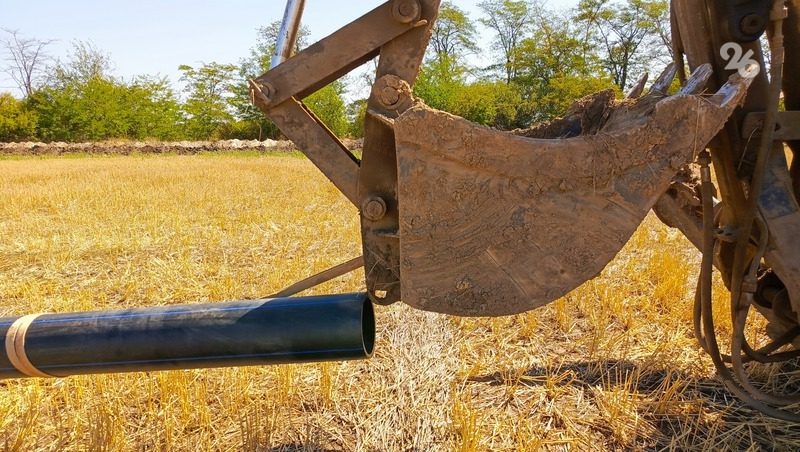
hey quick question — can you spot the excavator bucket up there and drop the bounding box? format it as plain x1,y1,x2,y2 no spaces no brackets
251,0,755,317
394,65,755,316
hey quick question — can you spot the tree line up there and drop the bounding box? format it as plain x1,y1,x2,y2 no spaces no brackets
0,0,669,143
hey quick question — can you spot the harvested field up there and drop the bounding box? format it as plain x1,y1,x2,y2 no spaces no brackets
1,153,799,450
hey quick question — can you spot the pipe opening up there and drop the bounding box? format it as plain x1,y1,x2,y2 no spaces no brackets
362,298,375,357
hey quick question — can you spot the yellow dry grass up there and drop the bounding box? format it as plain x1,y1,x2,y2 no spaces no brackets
1,152,799,451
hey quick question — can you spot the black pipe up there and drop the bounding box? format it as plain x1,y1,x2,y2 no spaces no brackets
0,293,374,379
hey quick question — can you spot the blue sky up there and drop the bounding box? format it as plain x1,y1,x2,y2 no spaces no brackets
0,0,579,97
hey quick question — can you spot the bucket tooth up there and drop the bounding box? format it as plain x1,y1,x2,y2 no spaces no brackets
394,66,754,316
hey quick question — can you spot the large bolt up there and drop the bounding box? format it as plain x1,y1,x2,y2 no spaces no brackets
392,0,421,24
379,86,401,108
249,80,275,107
372,74,413,112
739,13,766,37
362,196,388,221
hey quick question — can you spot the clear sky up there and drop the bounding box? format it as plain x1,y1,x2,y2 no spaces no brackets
0,0,579,97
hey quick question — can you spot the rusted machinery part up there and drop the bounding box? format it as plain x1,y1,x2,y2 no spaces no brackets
669,0,800,317
681,0,800,323
393,65,753,316
670,0,762,288
670,0,800,421
253,0,440,306
269,256,364,298
653,168,707,250
786,0,800,197
251,0,435,206
696,150,800,422
724,1,800,416
357,0,441,306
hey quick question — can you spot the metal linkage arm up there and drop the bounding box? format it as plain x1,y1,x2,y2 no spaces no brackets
252,0,439,305
251,0,431,208
254,1,427,108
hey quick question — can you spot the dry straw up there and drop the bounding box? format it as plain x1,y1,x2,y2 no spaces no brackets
1,152,799,450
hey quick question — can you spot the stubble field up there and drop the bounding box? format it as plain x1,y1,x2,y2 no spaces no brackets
1,152,799,451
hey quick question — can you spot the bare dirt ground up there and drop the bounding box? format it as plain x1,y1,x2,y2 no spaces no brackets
1,153,799,450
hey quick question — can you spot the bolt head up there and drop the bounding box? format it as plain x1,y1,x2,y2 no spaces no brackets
372,74,413,112
392,0,421,24
362,196,388,221
740,13,766,36
380,86,401,107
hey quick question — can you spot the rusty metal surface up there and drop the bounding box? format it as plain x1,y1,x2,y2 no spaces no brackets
253,1,440,304
786,0,800,197
758,144,800,312
653,171,706,251
669,0,767,289
672,0,768,209
667,0,800,324
263,99,360,204
666,0,800,354
394,69,752,316
742,111,800,140
254,2,426,108
253,0,439,212
358,0,440,304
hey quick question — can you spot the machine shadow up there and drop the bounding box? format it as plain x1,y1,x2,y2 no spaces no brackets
267,445,338,452
468,358,742,408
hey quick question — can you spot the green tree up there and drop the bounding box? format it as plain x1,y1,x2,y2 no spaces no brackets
414,57,522,128
52,41,114,87
576,0,670,90
125,76,183,140
346,98,368,138
414,55,467,112
178,62,238,140
305,81,349,137
450,81,521,127
478,0,536,83
0,93,37,141
32,79,117,141
536,73,619,118
30,42,125,141
513,10,617,121
30,41,184,141
429,1,479,63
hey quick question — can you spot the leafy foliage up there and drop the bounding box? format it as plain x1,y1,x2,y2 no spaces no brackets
27,41,183,142
305,81,349,137
0,92,36,141
429,1,479,62
0,0,671,142
576,0,671,90
178,62,238,140
478,0,535,83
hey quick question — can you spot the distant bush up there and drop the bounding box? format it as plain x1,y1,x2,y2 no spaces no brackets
0,93,37,142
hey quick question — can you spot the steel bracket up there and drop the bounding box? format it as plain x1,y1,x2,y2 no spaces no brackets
252,0,440,305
